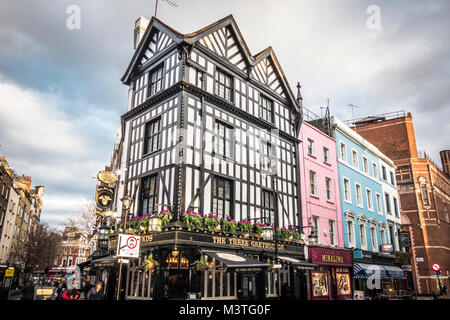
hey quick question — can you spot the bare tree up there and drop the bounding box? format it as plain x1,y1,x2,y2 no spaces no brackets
10,223,62,276
66,201,97,241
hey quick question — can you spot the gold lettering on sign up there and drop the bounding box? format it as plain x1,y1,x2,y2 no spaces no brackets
321,254,344,264
211,236,285,251
142,235,154,243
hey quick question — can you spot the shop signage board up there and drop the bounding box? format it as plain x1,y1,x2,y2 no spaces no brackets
116,234,141,258
309,247,353,267
416,257,424,262
5,269,14,277
95,185,114,210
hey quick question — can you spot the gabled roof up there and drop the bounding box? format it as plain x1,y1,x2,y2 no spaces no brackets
121,16,184,84
122,15,301,113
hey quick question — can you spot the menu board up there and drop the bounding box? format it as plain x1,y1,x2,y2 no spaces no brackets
311,271,329,297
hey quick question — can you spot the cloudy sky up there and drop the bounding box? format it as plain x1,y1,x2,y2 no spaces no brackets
0,0,449,228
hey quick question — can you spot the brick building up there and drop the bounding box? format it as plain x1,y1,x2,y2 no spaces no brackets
349,111,450,295
56,227,89,268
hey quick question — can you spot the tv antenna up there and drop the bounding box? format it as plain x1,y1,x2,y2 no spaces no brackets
155,0,178,17
348,104,359,125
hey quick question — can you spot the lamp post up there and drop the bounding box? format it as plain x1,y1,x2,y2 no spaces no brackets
117,195,134,300
98,224,110,254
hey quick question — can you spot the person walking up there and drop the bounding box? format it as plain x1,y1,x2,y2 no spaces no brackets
61,288,80,300
21,280,35,300
86,281,104,300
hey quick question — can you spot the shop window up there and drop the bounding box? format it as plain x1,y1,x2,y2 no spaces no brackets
126,259,154,300
201,255,237,299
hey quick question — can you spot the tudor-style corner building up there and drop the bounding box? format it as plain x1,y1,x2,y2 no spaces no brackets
85,15,314,300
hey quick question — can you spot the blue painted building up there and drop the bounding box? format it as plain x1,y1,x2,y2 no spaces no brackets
331,117,405,297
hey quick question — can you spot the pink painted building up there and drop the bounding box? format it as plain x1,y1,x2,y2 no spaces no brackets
298,120,344,247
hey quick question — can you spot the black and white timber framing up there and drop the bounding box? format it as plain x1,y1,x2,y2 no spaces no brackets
114,15,303,229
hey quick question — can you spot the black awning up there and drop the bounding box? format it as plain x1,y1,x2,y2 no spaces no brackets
277,255,318,270
202,250,269,268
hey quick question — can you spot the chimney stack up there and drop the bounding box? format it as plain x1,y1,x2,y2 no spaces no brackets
134,16,150,50
440,150,450,176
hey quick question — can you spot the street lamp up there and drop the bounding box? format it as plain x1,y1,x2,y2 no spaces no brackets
98,224,110,252
121,196,134,233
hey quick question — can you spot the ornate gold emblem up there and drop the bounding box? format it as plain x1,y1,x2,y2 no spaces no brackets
97,170,119,184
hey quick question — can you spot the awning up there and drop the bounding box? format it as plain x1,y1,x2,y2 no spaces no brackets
277,256,318,270
383,265,406,279
91,255,119,267
202,250,269,268
353,263,389,279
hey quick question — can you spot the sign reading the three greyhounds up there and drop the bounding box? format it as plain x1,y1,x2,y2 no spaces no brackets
116,234,141,258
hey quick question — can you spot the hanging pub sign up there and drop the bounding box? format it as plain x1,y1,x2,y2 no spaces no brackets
97,170,119,184
95,185,114,210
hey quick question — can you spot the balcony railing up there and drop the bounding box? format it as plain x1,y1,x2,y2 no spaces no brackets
418,150,444,172
344,110,407,127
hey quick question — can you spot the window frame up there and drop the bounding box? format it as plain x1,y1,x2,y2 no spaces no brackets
259,95,273,123
143,117,162,156
340,143,347,162
148,63,165,97
140,174,159,216
355,183,363,208
307,139,315,156
325,177,333,201
213,120,234,160
212,175,233,219
309,170,318,196
214,68,233,102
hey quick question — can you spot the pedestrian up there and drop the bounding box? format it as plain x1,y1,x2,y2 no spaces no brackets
21,280,35,300
440,284,447,296
86,281,104,300
61,288,80,300
53,282,66,300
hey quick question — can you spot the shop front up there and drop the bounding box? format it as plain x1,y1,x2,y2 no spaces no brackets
97,229,308,300
353,250,406,300
308,246,353,300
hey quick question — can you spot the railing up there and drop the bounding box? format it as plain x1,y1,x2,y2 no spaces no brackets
344,110,407,127
418,150,444,172
302,107,322,122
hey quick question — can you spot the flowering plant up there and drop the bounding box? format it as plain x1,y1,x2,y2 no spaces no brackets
183,211,203,230
203,213,220,232
159,210,173,227
253,222,266,236
238,220,254,233
221,217,238,235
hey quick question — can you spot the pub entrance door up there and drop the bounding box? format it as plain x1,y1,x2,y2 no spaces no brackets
167,269,189,299
238,271,264,300
293,270,308,300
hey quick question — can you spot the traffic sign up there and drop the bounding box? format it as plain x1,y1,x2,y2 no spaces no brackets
116,234,141,258
432,263,440,272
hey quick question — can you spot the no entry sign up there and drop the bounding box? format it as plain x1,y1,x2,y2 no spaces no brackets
117,234,141,258
432,263,440,272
